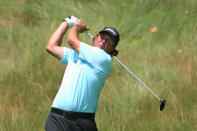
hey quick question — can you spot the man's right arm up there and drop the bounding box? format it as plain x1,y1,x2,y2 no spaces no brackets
46,21,68,60
46,16,78,60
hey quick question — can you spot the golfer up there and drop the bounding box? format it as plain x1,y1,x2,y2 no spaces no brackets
45,16,120,131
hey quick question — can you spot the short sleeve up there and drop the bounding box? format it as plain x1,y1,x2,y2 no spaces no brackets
60,47,74,64
79,42,112,74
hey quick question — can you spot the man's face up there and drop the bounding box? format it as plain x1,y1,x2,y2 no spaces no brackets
93,33,116,54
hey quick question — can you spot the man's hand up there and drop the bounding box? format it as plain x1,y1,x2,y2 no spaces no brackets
64,16,78,27
67,19,89,53
74,19,89,33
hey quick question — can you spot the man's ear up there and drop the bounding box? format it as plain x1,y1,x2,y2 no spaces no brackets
93,34,99,42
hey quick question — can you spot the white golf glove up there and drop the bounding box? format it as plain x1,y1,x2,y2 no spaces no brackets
64,16,78,27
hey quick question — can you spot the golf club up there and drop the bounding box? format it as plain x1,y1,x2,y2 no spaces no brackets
85,31,166,111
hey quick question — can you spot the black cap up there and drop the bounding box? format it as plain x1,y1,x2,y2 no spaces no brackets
99,27,120,46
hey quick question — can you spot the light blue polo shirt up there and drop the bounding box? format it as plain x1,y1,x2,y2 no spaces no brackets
52,42,112,113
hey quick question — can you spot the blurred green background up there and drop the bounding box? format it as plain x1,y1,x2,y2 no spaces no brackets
0,0,196,130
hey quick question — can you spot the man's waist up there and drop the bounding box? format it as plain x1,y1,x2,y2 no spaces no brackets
51,107,95,119
52,94,99,112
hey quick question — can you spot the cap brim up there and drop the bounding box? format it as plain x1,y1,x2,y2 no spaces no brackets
99,30,116,43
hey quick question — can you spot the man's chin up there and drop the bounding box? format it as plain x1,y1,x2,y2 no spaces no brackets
95,45,103,49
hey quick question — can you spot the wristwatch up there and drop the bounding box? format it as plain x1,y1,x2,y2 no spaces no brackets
73,24,81,31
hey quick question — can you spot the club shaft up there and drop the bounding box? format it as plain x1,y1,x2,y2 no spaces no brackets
113,56,161,101
85,31,94,39
85,31,161,102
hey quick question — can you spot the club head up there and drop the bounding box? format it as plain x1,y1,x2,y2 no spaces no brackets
160,100,166,111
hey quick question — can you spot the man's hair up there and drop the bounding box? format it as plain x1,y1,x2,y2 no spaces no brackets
112,50,119,56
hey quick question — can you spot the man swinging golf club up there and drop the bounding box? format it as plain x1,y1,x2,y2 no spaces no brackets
45,16,120,131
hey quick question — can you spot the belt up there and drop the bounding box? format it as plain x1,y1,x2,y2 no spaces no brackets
51,107,95,119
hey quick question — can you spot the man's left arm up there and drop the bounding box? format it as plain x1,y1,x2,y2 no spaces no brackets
67,19,89,53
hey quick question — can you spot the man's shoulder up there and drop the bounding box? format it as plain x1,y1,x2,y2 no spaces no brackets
80,42,111,58
60,47,76,64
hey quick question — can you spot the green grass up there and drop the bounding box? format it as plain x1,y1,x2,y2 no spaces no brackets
0,0,197,130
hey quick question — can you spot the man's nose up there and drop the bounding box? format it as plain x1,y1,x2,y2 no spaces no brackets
101,39,106,43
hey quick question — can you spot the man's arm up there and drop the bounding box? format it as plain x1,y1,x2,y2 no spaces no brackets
46,16,78,59
67,19,89,53
46,21,68,59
